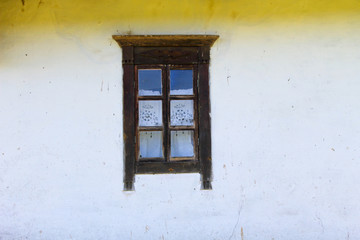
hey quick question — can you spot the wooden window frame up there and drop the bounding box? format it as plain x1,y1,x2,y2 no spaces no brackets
112,35,218,191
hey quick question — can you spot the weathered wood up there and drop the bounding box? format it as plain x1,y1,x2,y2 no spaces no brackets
198,46,210,63
138,96,163,100
198,46,212,190
193,65,199,170
122,46,134,64
134,47,199,64
163,66,170,162
168,126,195,130
169,95,195,100
138,157,165,162
136,161,199,174
122,46,135,191
113,35,219,47
138,126,164,131
169,157,196,162
134,66,140,166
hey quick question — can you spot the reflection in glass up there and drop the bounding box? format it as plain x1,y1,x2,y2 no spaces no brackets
139,131,163,158
170,100,194,126
138,69,162,96
171,131,194,158
170,70,193,95
139,100,162,126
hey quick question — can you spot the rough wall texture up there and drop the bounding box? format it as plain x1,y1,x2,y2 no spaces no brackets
1,0,360,239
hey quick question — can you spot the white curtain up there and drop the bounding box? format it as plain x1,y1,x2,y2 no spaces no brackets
139,131,194,158
171,131,194,157
139,131,162,158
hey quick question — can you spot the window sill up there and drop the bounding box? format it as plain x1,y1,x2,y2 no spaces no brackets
136,161,199,174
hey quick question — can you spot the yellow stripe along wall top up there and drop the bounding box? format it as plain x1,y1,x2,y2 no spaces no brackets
1,0,360,28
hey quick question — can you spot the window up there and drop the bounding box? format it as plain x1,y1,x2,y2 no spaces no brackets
112,35,218,190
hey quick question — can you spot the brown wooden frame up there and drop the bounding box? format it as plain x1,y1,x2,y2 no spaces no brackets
113,35,218,191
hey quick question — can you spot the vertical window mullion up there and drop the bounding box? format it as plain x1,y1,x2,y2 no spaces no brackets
162,65,170,162
166,65,171,162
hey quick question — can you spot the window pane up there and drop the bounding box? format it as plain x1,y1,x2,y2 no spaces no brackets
138,69,162,96
139,100,162,126
171,130,194,158
170,70,193,95
170,100,194,126
139,131,163,158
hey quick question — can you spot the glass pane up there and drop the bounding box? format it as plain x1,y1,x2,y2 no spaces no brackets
138,69,162,96
170,70,193,95
139,131,163,158
139,100,162,126
170,100,194,126
171,130,194,158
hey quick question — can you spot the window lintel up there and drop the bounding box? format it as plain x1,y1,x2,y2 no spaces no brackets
112,35,219,47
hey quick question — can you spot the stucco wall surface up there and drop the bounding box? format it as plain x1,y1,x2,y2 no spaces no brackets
1,1,360,239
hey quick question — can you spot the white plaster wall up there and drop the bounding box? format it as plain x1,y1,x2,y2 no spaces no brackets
1,20,360,239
